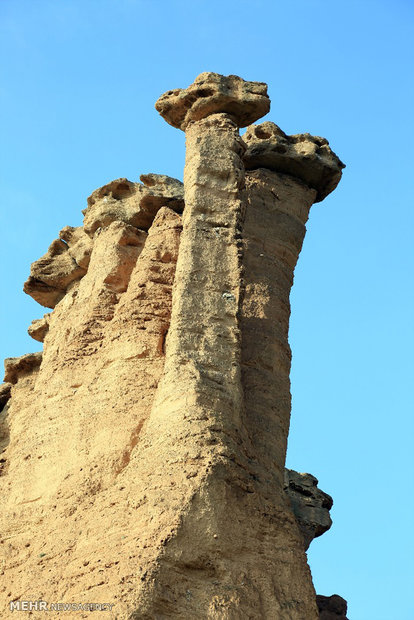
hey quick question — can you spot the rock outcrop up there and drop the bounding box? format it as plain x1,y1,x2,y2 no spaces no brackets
23,238,86,308
316,594,349,619
83,174,184,235
3,352,43,385
243,121,345,201
155,71,270,129
284,469,333,549
28,314,50,342
0,72,346,619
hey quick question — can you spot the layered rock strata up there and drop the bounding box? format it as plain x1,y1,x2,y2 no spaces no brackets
0,72,345,619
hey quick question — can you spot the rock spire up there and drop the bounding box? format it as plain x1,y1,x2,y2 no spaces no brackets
0,72,346,619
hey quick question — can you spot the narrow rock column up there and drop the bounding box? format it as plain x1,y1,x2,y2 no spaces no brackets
152,73,270,466
151,114,245,458
123,74,322,620
241,121,345,486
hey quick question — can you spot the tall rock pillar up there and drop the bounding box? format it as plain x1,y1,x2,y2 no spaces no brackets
241,121,344,486
152,72,269,482
0,73,345,619
123,74,343,619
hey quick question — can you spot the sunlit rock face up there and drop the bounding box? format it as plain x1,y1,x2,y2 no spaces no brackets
243,121,345,201
1,72,346,619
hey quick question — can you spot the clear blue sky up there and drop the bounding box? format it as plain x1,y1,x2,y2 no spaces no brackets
1,1,413,618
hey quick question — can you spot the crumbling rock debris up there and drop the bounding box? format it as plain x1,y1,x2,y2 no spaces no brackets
284,468,333,549
0,383,11,412
243,121,345,201
83,174,184,236
155,71,270,130
317,594,349,619
3,352,42,385
28,314,51,342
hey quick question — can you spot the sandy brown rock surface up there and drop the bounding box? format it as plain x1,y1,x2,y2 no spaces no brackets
0,72,346,619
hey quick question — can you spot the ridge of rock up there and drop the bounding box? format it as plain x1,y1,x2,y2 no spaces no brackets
23,173,184,309
28,314,51,342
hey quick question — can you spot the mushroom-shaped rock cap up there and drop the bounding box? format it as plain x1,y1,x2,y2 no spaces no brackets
155,72,270,130
243,122,345,202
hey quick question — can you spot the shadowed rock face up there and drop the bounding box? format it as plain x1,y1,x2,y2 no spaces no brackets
284,468,333,549
3,352,43,385
243,121,345,201
316,594,349,619
155,71,270,129
0,383,11,412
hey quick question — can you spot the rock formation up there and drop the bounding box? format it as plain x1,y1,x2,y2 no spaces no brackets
0,73,346,619
284,469,333,550
316,595,349,620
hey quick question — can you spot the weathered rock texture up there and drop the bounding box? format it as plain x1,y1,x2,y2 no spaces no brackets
0,73,346,619
83,174,184,236
284,469,333,550
316,594,349,619
243,122,345,202
155,71,270,130
3,352,43,385
0,383,11,413
28,314,50,342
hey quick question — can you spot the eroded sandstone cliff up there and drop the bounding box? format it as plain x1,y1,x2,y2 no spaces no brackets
0,72,347,619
